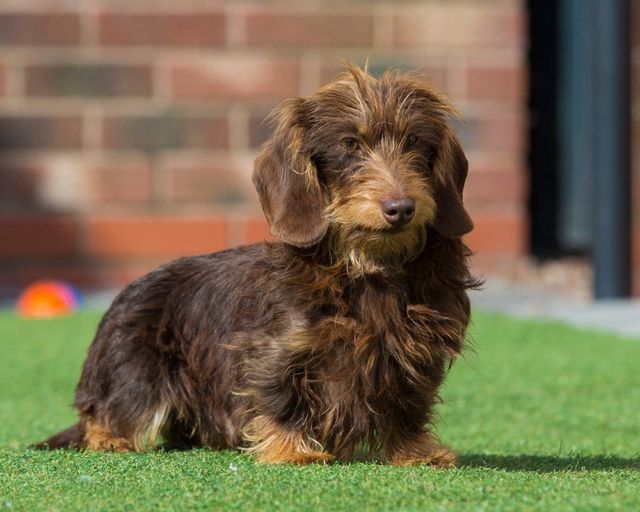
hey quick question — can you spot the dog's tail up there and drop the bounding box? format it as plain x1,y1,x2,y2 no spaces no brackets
32,422,85,450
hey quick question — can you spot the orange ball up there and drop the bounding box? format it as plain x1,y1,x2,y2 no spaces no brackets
16,280,80,318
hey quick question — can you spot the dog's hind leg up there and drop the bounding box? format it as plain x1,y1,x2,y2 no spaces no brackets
32,422,85,450
81,402,170,453
33,405,169,452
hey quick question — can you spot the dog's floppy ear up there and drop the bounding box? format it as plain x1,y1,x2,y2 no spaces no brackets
432,128,473,238
252,98,329,247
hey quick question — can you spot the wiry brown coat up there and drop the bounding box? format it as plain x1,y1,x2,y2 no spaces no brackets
36,65,478,466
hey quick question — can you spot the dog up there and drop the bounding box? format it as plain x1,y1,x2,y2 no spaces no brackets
36,64,477,466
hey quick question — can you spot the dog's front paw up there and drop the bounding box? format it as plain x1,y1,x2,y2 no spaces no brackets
252,447,334,465
390,445,457,468
243,416,333,465
278,450,334,465
388,433,457,468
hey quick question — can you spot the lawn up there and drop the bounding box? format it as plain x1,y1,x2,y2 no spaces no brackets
0,310,639,511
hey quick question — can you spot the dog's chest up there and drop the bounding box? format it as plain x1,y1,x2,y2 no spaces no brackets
314,280,442,404
306,287,447,452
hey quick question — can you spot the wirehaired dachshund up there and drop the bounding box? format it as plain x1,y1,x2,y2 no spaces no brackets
36,64,477,467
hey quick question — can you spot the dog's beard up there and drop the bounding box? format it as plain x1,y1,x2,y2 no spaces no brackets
327,223,427,277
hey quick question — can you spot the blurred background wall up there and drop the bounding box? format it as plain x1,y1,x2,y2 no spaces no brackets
632,1,640,296
0,0,636,298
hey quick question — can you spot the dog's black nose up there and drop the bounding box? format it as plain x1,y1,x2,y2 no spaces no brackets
381,198,416,226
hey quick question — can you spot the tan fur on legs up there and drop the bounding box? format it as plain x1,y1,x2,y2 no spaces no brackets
82,403,168,452
387,431,457,468
243,415,333,465
83,419,135,452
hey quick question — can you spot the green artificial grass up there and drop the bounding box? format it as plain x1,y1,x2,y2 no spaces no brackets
0,310,639,511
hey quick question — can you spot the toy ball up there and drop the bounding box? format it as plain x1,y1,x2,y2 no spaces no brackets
16,280,81,318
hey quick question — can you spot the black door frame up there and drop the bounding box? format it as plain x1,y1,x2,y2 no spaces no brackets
527,0,631,299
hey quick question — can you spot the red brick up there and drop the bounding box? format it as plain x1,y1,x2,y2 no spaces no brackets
0,117,83,150
632,2,640,48
99,12,225,47
393,5,522,49
0,162,44,208
169,57,299,100
86,160,152,204
633,275,640,298
245,9,372,47
633,158,640,206
248,109,276,149
102,114,229,151
0,215,80,257
0,260,158,291
469,251,522,278
2,262,100,291
478,115,524,152
633,229,640,267
25,64,153,98
101,264,159,288
241,216,273,245
464,212,527,254
318,61,448,93
465,114,524,153
465,65,525,101
0,13,80,46
632,58,640,101
632,116,640,150
162,158,253,205
633,227,640,297
85,215,230,258
464,168,526,203
401,65,449,91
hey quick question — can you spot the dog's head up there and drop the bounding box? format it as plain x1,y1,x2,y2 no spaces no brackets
253,64,472,273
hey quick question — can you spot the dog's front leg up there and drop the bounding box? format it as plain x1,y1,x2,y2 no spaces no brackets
243,415,333,465
385,429,457,468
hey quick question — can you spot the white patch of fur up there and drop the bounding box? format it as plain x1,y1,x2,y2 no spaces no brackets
140,403,170,449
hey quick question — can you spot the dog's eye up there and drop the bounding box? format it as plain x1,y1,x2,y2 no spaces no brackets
405,133,418,147
341,137,359,151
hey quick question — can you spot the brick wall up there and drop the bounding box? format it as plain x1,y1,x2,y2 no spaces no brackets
0,0,527,293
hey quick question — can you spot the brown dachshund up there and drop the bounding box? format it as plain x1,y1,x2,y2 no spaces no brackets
36,64,478,467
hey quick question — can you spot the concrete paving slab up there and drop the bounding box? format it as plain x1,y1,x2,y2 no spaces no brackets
471,279,640,338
